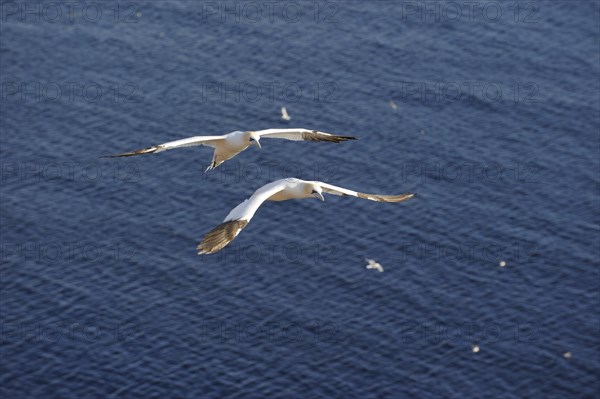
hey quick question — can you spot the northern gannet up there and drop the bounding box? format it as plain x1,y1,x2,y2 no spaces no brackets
104,129,355,172
198,178,415,254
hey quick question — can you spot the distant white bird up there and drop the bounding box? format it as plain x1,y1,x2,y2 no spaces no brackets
103,129,355,171
365,258,384,272
280,107,291,121
198,178,415,254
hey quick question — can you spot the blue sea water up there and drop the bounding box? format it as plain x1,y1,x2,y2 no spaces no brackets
1,1,599,398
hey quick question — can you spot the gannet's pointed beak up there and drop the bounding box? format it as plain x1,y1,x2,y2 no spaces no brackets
312,191,325,201
253,140,261,149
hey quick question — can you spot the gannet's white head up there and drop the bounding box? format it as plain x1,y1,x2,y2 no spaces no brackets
247,131,261,149
309,183,324,201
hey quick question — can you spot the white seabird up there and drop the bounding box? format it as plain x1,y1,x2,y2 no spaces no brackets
280,107,291,121
197,178,415,254
103,128,355,171
365,258,384,272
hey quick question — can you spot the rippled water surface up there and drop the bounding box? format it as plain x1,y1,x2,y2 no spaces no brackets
1,1,599,398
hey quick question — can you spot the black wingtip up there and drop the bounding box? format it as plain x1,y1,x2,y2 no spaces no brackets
100,154,127,158
331,135,358,143
101,146,158,158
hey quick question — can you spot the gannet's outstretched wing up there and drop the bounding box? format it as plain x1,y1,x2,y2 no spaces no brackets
316,181,415,203
256,128,356,143
197,180,289,255
103,135,225,158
